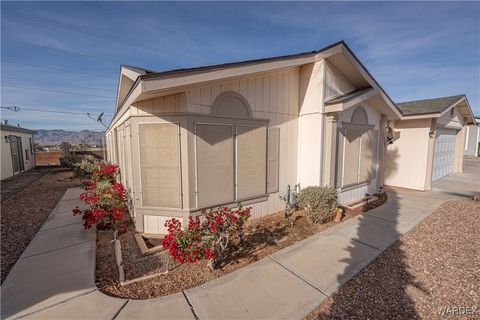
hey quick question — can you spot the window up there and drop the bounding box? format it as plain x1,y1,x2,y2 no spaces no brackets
195,122,268,208
341,106,376,187
194,92,267,208
139,123,181,208
342,127,374,186
237,125,267,199
196,124,235,207
25,149,29,161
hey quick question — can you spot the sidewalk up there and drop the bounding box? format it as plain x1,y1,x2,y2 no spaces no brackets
1,164,477,319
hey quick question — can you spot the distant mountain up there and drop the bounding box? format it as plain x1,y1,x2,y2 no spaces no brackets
34,129,105,145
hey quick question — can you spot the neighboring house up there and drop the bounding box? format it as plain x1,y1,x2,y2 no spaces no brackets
1,123,36,180
384,95,475,191
464,116,480,157
106,41,403,234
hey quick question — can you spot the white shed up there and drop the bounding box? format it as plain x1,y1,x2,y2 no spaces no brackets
1,123,36,180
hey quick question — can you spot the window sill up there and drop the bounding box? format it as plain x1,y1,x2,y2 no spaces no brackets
338,180,371,192
190,195,269,213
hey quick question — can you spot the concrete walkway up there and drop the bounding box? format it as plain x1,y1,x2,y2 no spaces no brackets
2,159,478,320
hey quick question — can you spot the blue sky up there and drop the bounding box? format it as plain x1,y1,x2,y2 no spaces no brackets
1,1,479,130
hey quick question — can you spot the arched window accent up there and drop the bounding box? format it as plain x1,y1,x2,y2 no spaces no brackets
351,106,368,125
211,91,252,118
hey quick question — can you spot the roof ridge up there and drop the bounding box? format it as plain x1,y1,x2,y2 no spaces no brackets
396,94,465,105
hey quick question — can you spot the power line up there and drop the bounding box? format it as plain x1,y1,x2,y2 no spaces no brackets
4,8,210,64
1,105,112,117
2,85,115,99
2,38,121,65
89,2,247,58
3,80,115,93
1,59,114,79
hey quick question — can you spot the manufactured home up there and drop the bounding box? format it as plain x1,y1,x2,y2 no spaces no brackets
1,123,36,180
107,41,405,234
385,95,475,190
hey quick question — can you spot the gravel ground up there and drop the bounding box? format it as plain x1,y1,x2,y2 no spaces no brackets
307,199,480,320
0,170,82,283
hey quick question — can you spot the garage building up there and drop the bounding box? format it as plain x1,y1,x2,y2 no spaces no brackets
385,95,475,190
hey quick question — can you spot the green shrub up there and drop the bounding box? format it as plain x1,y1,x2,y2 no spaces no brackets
73,155,98,179
60,155,81,168
298,186,338,223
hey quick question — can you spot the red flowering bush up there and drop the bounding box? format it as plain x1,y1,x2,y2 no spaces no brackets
162,206,251,269
73,162,127,232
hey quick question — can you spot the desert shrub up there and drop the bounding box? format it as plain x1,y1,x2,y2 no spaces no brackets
73,155,98,179
298,186,338,223
162,206,251,269
59,155,81,168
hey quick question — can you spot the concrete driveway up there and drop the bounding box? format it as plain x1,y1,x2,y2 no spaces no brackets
432,157,480,198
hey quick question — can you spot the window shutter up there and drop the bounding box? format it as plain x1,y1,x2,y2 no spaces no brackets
335,128,345,188
267,127,280,193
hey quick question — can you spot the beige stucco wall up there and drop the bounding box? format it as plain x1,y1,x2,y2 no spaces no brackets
384,119,432,190
298,61,324,187
1,129,36,180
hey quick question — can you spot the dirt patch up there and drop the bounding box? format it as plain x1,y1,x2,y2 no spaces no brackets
1,169,82,283
307,199,480,320
96,194,387,299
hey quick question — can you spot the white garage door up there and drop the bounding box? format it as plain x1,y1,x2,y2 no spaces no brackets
432,129,457,181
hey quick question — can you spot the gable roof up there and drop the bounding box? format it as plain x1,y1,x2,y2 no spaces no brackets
138,42,341,81
109,40,403,129
396,94,466,116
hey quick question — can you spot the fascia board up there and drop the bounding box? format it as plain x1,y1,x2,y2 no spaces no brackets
142,56,314,93
340,46,402,119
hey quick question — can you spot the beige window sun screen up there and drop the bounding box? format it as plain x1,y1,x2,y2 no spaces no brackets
359,129,374,182
196,124,234,207
139,123,181,208
237,126,267,199
343,128,361,186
